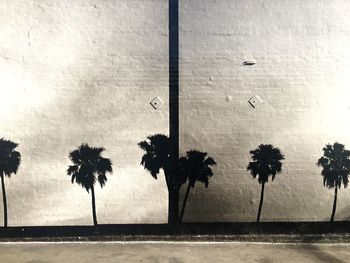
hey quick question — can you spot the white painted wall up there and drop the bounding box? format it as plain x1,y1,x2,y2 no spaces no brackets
0,0,168,226
180,0,350,222
2,0,350,225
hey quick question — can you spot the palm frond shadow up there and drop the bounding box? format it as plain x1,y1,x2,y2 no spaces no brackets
138,134,181,224
138,134,216,224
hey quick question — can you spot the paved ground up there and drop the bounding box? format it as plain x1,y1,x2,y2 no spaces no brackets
1,242,350,263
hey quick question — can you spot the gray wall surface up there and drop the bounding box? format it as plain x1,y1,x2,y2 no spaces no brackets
0,0,169,225
179,0,350,222
1,0,350,226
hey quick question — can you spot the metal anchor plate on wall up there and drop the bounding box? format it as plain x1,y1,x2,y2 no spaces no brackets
150,96,163,110
248,95,263,108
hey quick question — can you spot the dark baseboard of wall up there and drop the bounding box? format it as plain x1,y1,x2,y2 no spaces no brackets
1,222,350,242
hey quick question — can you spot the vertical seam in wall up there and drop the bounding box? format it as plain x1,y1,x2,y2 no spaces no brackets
169,0,179,165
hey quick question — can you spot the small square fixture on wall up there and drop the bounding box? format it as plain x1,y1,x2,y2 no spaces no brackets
150,96,163,110
248,95,263,108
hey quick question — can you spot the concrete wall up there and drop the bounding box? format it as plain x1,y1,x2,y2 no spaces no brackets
0,0,169,226
180,0,350,222
1,0,350,226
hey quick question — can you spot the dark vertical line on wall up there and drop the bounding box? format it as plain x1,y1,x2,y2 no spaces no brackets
168,0,180,224
169,0,179,162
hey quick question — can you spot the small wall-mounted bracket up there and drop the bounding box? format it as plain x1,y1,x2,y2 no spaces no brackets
150,96,163,110
248,95,263,108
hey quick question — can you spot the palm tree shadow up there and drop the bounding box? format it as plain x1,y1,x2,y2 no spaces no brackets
138,134,184,224
247,144,284,223
0,138,21,228
178,150,216,222
67,143,113,226
317,142,350,222
138,134,217,224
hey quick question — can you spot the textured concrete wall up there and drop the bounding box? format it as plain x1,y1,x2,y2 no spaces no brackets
0,0,168,226
179,0,350,222
2,0,350,226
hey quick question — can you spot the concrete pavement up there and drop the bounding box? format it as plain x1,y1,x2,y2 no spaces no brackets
1,242,350,263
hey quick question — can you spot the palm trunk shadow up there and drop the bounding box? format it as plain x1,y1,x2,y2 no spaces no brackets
256,182,265,223
179,183,191,223
1,174,7,228
330,187,338,222
91,186,97,226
